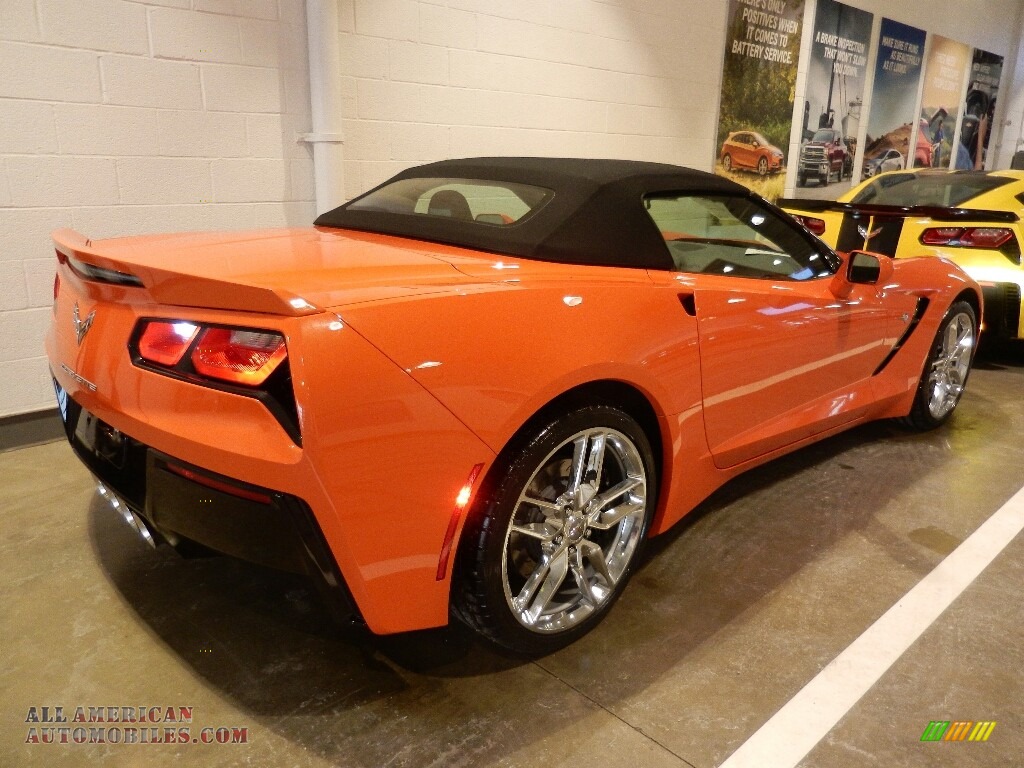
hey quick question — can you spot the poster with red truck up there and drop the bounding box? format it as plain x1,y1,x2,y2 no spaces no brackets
715,0,805,202
791,0,873,199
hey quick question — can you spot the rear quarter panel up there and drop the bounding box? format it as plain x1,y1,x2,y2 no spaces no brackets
333,266,714,534
48,261,498,634
335,268,703,454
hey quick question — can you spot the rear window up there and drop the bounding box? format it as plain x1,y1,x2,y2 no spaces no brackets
849,172,1012,207
345,177,553,226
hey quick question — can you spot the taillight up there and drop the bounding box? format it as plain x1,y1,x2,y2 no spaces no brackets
190,328,287,386
134,320,287,387
138,320,200,366
960,228,1015,248
793,215,827,236
131,319,299,442
921,226,1015,248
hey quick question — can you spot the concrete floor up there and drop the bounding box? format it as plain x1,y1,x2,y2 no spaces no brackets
2,342,1022,768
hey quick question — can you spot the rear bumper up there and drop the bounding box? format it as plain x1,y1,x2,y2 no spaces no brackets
58,388,359,623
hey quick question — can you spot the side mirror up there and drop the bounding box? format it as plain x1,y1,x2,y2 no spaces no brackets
830,250,894,297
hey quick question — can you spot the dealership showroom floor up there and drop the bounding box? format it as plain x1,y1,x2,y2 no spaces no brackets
1,340,1020,768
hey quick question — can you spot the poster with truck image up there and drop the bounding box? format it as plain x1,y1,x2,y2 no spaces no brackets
715,0,805,202
960,49,1003,169
862,19,926,178
791,0,873,198
913,35,971,169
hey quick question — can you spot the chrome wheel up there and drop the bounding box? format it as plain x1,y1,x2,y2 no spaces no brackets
926,311,974,419
901,300,977,431
501,427,647,634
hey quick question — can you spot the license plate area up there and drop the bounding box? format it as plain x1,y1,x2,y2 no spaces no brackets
73,408,127,469
53,382,148,510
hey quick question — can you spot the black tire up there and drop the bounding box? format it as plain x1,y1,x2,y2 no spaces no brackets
453,405,657,654
798,172,806,187
722,154,733,172
900,300,977,431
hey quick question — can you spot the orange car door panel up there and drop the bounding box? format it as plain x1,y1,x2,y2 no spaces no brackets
692,274,891,467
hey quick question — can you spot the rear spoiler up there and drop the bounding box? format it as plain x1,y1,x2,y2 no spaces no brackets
777,199,1019,224
52,228,320,317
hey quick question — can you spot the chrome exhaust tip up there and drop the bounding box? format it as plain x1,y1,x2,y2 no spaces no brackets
97,483,157,549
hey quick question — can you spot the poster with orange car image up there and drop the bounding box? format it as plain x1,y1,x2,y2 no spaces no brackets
715,0,805,202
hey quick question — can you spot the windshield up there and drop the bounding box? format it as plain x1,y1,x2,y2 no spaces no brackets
645,193,837,280
811,130,837,143
849,172,1013,207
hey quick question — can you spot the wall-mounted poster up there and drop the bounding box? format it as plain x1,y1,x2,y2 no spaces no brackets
792,0,872,198
715,0,805,201
960,50,1003,169
862,19,926,179
914,35,971,169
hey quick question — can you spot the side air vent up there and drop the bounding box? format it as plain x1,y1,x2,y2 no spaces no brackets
873,296,930,375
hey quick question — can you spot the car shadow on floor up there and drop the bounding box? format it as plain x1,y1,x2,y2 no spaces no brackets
87,422,884,686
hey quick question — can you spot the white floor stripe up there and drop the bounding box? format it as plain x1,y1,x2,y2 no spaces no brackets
718,484,1024,768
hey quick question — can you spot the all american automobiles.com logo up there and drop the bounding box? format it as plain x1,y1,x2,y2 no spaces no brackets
24,705,249,746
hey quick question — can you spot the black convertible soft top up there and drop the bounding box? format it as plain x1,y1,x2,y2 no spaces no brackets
314,157,748,270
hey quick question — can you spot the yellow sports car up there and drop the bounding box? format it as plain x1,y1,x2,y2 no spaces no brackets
781,169,1024,339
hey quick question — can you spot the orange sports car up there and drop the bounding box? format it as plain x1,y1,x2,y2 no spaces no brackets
720,131,786,175
48,158,981,654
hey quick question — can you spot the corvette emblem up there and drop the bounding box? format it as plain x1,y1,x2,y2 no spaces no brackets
72,302,96,345
857,224,883,243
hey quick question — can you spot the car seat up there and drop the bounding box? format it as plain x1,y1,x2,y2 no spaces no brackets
427,190,473,220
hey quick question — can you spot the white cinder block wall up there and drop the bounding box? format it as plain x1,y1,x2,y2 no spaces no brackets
336,0,730,199
336,0,1024,199
1,0,732,419
3,0,1023,419
0,0,315,417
